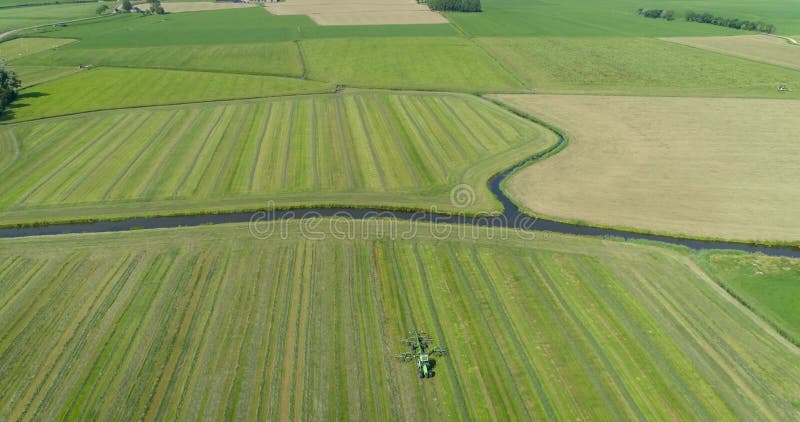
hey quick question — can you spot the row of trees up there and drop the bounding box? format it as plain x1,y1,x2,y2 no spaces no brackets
685,11,775,33
637,8,674,21
427,0,481,12
0,68,21,115
116,0,164,14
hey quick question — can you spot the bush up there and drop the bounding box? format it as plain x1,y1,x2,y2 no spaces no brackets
427,0,481,12
637,8,674,21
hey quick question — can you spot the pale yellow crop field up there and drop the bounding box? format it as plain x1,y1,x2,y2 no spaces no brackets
157,1,257,13
495,94,800,243
664,35,800,73
265,0,447,25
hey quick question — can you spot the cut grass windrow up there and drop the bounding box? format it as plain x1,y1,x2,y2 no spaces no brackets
1,222,799,419
1,92,559,226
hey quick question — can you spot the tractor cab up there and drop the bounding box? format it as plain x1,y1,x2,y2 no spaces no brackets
418,354,431,378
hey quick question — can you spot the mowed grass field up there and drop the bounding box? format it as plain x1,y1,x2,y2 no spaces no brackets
0,222,798,420
0,92,556,225
698,251,800,345
476,37,800,97
21,7,456,48
1,65,80,88
14,41,305,77
664,35,800,72
3,67,333,122
0,2,97,33
495,94,800,243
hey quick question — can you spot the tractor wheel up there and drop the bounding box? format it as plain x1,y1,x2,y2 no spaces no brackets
419,370,425,379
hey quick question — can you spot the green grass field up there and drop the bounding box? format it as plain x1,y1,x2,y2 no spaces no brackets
0,0,91,7
0,92,556,226
1,64,79,87
447,0,800,36
0,222,797,420
20,7,457,47
301,37,524,92
1,0,798,419
698,251,800,345
14,41,304,77
476,37,800,97
0,2,97,33
2,67,333,122
0,129,18,171
0,37,73,62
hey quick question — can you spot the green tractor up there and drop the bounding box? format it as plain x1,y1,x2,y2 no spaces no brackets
396,330,447,379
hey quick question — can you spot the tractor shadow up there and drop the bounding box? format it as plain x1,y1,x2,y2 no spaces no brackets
427,359,438,379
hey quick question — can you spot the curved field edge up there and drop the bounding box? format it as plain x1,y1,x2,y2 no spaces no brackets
0,91,558,227
0,221,798,420
488,95,800,249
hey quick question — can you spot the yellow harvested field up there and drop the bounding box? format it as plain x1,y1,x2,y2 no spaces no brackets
664,35,800,72
494,94,800,243
156,1,256,13
265,0,447,25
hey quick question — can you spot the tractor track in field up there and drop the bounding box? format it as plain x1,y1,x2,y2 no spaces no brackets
1,133,798,258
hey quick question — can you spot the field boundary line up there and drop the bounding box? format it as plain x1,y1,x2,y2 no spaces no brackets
3,85,336,125
0,89,471,127
678,254,800,355
766,33,799,45
38,63,307,81
0,14,110,41
294,40,308,80
466,38,530,91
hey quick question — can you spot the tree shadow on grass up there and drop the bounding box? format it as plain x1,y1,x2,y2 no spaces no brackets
0,91,48,122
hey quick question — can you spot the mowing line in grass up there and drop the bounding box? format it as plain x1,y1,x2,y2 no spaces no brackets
374,97,423,188
309,99,320,190
411,244,471,421
129,110,202,199
348,96,387,190
392,96,448,181
247,103,273,193
12,114,127,204
140,109,212,199
172,107,229,198
278,101,298,190
55,115,154,202
471,249,558,419
101,111,180,200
